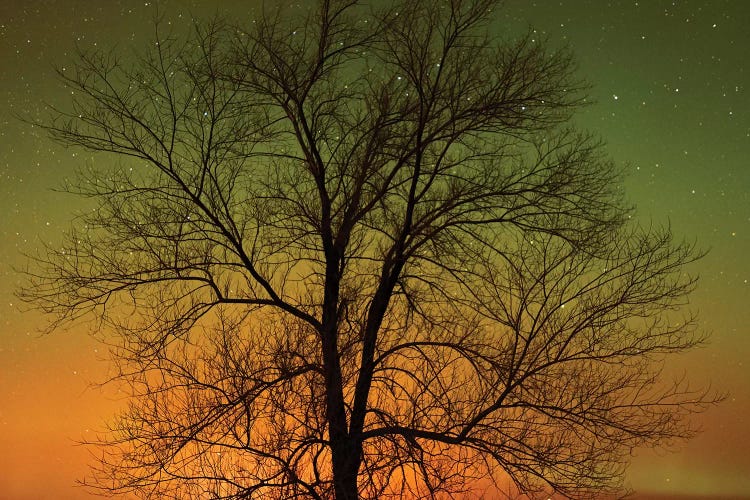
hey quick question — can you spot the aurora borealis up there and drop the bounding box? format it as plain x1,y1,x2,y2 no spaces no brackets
1,1,748,498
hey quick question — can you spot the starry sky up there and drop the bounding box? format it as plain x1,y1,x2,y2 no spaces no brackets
0,1,748,498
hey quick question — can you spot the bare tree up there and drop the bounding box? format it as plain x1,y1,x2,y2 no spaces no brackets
22,0,717,498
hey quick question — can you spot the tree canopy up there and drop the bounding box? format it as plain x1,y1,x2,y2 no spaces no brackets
23,0,716,498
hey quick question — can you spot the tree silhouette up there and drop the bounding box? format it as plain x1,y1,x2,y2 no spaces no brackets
23,0,716,498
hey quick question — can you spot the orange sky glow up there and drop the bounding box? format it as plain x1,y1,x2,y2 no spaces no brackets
1,0,749,498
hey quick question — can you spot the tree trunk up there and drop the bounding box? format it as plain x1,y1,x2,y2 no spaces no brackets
332,438,361,500
319,255,361,499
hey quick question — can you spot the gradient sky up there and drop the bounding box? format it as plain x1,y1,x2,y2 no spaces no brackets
1,1,748,498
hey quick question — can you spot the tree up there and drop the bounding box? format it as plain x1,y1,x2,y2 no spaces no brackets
23,0,716,498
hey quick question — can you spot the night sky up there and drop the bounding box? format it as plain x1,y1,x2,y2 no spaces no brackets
1,1,748,498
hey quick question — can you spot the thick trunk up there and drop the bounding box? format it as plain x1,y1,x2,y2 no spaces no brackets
323,336,360,499
332,438,361,500
321,317,357,500
319,243,362,499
